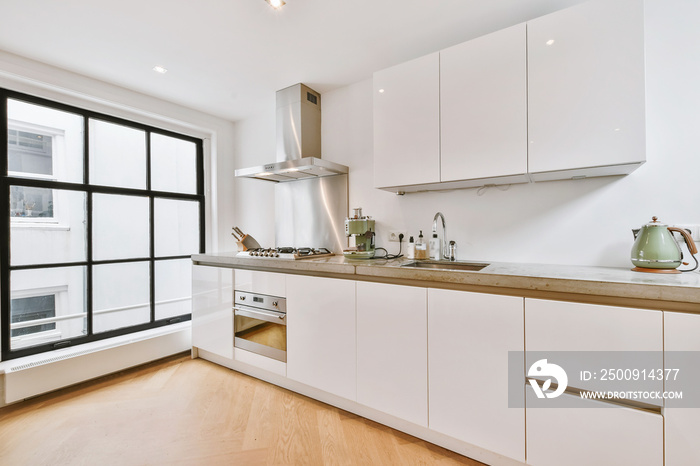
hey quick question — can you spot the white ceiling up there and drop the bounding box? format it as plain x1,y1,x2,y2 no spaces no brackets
0,0,585,122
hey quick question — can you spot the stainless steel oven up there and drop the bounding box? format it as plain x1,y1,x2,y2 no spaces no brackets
233,291,287,362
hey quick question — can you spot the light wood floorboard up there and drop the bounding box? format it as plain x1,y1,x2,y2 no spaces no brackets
0,354,485,465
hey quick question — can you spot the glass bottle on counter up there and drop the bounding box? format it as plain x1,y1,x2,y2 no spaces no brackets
415,230,429,260
406,236,415,259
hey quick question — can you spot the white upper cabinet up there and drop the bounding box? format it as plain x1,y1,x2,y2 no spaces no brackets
441,23,528,183
373,52,440,189
527,0,646,181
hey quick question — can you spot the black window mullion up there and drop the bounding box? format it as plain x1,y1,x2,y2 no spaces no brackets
85,116,93,337
197,140,205,253
1,91,11,357
147,132,156,324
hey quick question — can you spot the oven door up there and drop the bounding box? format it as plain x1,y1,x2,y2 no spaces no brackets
233,305,287,362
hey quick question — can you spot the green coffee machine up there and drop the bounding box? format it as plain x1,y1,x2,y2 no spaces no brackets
343,207,375,259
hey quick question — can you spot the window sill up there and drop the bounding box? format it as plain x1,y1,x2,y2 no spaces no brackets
0,321,191,373
10,223,70,231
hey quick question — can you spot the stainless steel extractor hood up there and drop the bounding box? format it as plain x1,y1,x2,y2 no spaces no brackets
235,83,349,182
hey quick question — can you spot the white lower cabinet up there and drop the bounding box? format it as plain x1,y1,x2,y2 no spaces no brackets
356,281,428,426
428,289,525,462
525,299,663,465
286,275,356,401
526,391,663,466
664,312,700,466
191,265,233,359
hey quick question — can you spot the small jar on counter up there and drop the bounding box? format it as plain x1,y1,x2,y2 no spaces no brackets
415,230,429,260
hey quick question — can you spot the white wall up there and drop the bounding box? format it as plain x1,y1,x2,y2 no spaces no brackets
233,0,700,269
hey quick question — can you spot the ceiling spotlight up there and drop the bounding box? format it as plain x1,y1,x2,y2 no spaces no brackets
265,0,285,9
152,65,168,74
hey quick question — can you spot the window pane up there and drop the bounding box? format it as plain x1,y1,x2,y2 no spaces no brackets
7,99,84,183
10,188,87,266
154,198,199,257
155,259,192,320
93,262,150,333
10,266,87,350
92,194,149,261
89,119,146,189
151,133,197,194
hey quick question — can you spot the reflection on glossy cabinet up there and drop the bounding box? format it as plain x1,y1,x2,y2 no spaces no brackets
440,23,527,183
192,265,233,359
525,299,663,393
527,0,646,180
356,281,427,426
373,52,440,189
527,391,663,466
664,312,700,466
428,289,525,462
286,275,356,401
234,269,286,297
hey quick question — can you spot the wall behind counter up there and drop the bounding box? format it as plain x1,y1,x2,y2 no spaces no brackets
232,0,700,268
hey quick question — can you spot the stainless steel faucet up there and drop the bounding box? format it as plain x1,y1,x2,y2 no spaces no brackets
432,212,449,260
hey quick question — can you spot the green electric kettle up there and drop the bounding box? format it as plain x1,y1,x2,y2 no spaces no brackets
631,216,698,273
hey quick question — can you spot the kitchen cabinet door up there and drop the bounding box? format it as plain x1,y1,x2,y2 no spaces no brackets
527,0,646,181
191,265,233,359
440,23,527,183
428,289,525,462
356,281,428,426
527,391,663,466
234,269,285,297
525,298,663,394
373,52,440,189
286,275,356,401
664,312,700,466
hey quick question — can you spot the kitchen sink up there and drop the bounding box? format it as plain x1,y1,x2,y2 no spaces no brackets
400,260,489,272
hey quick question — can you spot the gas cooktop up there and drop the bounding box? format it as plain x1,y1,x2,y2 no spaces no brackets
237,247,334,260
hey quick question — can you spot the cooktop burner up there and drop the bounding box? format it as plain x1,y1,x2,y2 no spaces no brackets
237,247,334,260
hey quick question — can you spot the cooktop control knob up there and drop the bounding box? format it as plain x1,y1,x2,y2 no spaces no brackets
272,301,278,307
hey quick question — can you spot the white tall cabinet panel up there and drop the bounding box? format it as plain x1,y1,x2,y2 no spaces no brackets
373,52,440,189
428,289,524,462
191,265,233,359
527,392,663,466
440,23,527,182
665,312,700,466
286,275,356,401
527,0,646,179
356,281,428,426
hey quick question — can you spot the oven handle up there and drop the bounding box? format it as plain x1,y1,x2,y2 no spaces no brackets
233,306,287,325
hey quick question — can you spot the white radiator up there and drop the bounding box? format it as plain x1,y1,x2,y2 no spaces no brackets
0,324,191,405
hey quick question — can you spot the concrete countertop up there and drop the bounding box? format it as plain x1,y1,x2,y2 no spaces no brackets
191,252,700,311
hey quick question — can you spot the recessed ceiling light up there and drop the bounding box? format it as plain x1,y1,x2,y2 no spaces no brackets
152,65,168,74
546,39,555,46
265,0,285,9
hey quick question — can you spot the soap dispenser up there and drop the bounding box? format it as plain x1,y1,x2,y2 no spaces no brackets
429,232,441,260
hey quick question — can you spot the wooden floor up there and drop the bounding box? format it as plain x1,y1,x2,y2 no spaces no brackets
0,354,485,466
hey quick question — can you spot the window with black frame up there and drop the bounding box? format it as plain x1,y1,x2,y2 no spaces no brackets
0,90,204,360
